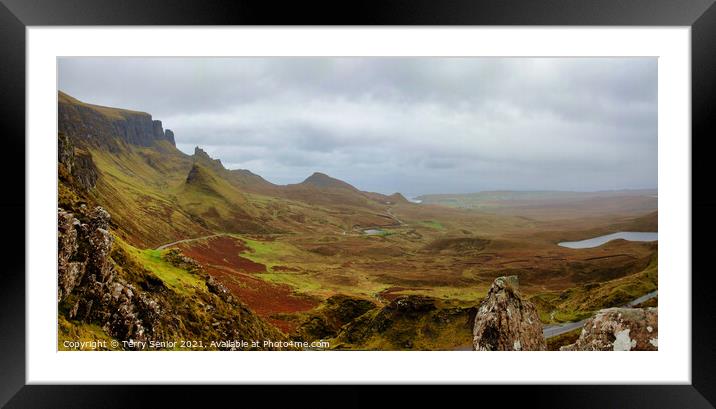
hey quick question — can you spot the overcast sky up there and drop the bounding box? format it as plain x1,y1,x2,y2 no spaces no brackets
58,57,657,197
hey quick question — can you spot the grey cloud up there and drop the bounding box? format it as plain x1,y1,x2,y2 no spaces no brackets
58,57,657,197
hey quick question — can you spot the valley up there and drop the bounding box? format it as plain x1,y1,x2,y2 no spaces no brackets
57,91,658,350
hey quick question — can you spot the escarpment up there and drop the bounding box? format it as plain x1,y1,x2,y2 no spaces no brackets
58,91,175,150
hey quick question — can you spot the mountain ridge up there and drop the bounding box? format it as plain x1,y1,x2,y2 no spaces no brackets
59,90,176,149
57,91,411,248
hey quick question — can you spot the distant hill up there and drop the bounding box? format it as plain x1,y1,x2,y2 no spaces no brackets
57,91,412,247
416,190,658,219
300,172,359,191
417,189,658,204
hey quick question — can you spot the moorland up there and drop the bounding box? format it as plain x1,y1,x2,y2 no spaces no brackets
57,91,658,350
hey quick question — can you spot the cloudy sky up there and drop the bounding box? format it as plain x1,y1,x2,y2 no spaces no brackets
58,57,657,197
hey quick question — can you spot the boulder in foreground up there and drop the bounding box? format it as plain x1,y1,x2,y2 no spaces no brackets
561,307,658,351
473,276,546,351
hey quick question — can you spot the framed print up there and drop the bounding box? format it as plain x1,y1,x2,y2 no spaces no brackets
1,0,715,407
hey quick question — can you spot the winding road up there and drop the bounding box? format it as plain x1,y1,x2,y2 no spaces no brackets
386,207,403,226
361,206,404,232
155,233,227,250
542,290,658,338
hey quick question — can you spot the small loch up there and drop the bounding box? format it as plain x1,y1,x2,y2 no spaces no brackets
558,231,658,249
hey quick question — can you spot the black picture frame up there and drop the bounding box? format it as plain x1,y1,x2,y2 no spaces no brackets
1,0,714,407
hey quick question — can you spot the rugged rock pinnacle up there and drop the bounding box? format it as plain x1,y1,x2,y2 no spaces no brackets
472,275,546,351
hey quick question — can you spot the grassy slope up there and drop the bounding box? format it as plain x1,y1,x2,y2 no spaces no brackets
329,298,476,351
58,315,116,350
88,141,207,248
530,252,658,323
316,254,658,350
59,90,149,120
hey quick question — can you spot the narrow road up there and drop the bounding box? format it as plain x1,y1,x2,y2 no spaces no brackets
542,290,658,339
355,206,404,234
542,319,590,339
386,207,403,226
154,233,227,250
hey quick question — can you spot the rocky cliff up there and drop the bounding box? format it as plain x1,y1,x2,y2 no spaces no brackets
58,91,175,150
58,206,154,342
472,276,546,351
58,131,99,192
560,307,658,351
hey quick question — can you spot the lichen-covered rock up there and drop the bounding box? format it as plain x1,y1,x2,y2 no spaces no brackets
472,276,546,351
58,206,289,350
560,307,658,351
58,207,155,344
58,132,98,190
57,208,84,301
58,206,116,319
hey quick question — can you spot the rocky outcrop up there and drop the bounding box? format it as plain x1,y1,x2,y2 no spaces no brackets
193,146,226,172
164,129,175,145
472,276,546,351
58,208,86,301
58,206,289,350
58,206,158,345
560,307,658,351
58,132,98,190
58,206,113,302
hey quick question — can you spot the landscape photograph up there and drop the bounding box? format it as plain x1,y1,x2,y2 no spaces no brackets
57,57,658,351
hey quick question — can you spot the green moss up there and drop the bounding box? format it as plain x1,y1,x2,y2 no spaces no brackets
58,315,116,351
295,295,377,341
546,327,582,351
330,296,476,350
114,237,206,295
138,248,206,295
394,286,487,305
255,272,324,292
236,236,300,269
